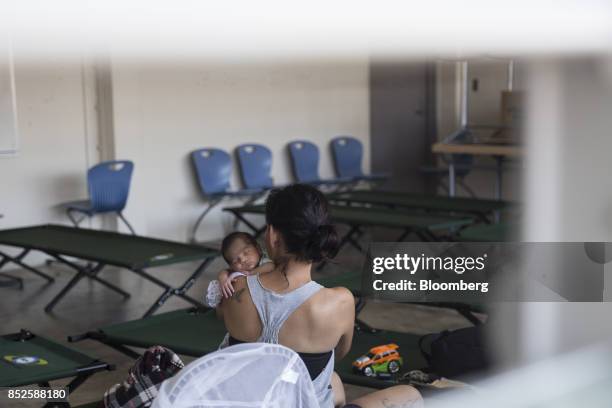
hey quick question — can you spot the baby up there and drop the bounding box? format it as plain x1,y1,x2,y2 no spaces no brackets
205,232,265,308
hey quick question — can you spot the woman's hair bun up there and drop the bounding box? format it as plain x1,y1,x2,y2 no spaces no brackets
306,224,339,263
265,184,340,263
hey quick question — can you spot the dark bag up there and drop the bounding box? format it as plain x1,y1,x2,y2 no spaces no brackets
419,325,490,378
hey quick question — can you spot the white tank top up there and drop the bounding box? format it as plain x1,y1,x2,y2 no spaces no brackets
246,274,335,408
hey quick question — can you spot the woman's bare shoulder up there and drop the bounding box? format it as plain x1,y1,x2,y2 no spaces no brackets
318,286,354,307
307,286,355,332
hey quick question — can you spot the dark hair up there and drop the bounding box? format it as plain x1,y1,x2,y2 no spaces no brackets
221,232,262,264
265,184,339,263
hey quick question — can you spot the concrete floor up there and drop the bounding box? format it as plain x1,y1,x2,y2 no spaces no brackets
0,230,478,407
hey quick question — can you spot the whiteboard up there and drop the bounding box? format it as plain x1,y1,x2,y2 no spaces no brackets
0,43,18,155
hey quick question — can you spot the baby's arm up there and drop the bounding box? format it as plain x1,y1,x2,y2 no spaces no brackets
217,269,234,298
219,261,273,298
221,269,257,298
254,261,274,274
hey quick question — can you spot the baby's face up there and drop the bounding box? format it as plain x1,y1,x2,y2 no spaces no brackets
224,238,261,272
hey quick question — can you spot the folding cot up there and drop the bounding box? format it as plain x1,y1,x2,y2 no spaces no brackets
223,204,474,257
327,190,511,224
0,224,218,317
0,330,113,408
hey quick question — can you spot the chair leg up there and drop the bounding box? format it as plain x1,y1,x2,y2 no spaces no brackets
190,199,221,243
232,192,267,229
117,212,136,235
66,209,87,228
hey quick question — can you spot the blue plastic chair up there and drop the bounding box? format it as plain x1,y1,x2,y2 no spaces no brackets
287,140,351,187
65,160,136,234
191,148,260,241
330,136,389,184
235,144,274,190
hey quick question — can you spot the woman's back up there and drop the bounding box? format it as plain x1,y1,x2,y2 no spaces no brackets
222,268,354,354
221,269,353,408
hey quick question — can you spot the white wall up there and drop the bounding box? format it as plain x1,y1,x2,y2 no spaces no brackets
111,60,370,241
0,60,92,265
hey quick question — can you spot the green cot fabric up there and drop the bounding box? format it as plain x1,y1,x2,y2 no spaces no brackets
100,309,226,356
225,205,473,231
336,329,426,389
458,223,513,242
0,224,218,269
0,334,99,387
327,190,510,214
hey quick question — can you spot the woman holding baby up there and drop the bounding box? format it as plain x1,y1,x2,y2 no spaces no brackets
217,184,422,408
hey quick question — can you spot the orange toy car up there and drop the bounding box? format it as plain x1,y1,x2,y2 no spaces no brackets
352,343,403,377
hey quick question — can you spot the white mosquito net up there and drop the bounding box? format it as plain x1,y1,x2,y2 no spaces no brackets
151,342,321,408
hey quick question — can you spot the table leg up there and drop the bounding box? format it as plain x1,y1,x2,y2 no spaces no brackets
495,156,504,200
448,156,456,197
494,155,504,223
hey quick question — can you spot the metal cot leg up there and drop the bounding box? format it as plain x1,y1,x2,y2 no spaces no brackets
135,256,214,317
0,249,54,282
44,255,130,313
0,253,24,288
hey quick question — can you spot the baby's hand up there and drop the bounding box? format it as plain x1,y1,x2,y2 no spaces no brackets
219,275,234,298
